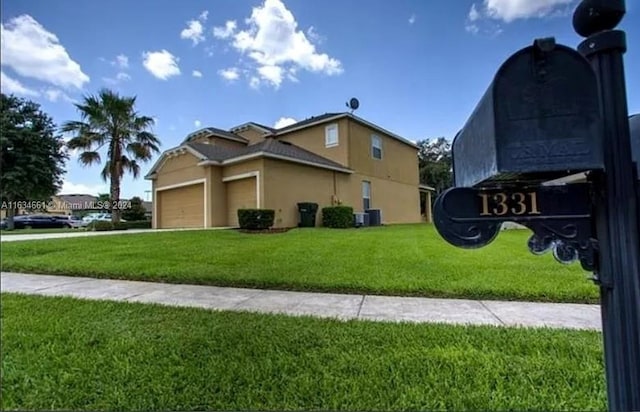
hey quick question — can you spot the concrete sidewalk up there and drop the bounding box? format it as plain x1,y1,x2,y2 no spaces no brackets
0,272,602,331
0,227,231,242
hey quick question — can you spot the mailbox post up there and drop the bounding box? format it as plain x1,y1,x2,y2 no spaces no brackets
433,0,640,410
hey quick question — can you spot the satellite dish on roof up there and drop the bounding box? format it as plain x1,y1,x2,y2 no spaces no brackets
345,97,360,113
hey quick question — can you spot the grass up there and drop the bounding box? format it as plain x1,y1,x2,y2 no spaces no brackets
0,224,598,303
1,293,606,411
0,227,83,235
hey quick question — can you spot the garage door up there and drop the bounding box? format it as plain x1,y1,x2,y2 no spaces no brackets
158,183,204,228
227,177,257,227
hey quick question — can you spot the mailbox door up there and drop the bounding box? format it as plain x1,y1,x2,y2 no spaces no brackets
494,44,603,176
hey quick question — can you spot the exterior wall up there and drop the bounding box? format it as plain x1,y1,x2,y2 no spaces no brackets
338,173,421,224
155,152,205,188
222,159,265,208
347,119,419,186
234,128,268,145
262,159,338,228
207,166,227,227
277,118,350,167
189,135,246,149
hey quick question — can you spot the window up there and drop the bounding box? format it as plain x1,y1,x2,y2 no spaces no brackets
362,181,371,210
371,135,382,159
325,124,339,147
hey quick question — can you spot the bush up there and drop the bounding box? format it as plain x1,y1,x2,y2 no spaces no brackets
123,220,152,229
238,209,275,230
89,221,114,231
322,206,354,228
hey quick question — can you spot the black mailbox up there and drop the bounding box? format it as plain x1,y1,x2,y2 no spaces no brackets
630,114,639,179
452,38,603,188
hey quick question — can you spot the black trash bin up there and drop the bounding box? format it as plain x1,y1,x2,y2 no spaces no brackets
297,202,319,227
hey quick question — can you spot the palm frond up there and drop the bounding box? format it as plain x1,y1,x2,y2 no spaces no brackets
78,151,101,167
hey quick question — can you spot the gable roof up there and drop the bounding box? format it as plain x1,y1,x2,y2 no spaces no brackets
189,138,352,173
183,127,248,144
229,122,275,135
273,112,418,149
56,194,98,204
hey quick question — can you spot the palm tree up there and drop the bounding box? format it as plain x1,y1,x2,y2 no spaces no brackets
61,89,160,223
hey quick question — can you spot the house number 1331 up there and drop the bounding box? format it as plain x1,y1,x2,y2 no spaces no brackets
478,192,541,216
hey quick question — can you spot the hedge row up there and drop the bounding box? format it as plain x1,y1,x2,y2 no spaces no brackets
321,206,354,229
238,209,275,230
87,220,152,231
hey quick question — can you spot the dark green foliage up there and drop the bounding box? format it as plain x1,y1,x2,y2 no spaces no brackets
417,137,453,195
122,220,151,229
0,94,68,229
61,89,161,223
121,196,147,221
88,221,114,231
322,206,354,228
238,209,275,230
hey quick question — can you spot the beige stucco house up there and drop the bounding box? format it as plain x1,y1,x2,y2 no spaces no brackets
145,112,426,229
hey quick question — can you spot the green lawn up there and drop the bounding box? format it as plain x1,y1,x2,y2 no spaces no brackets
1,293,605,411
0,224,597,303
0,227,83,235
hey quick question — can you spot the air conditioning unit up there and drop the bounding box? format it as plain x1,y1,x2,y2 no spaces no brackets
353,212,369,227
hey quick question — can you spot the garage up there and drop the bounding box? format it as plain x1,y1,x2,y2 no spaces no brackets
157,183,204,228
226,177,257,227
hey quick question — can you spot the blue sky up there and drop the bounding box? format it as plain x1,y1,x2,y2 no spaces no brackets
1,0,639,200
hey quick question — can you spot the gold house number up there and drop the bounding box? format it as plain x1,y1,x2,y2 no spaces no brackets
478,192,541,216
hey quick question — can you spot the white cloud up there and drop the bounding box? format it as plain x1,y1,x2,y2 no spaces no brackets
306,26,324,44
218,67,240,81
0,71,40,97
465,23,480,34
216,0,342,89
199,10,209,21
468,4,480,21
60,180,108,196
257,65,283,88
102,72,131,86
249,76,260,89
180,19,205,45
142,50,181,80
192,70,203,78
273,117,296,129
44,88,74,103
113,54,129,69
469,0,574,23
116,72,131,81
213,20,237,39
408,14,416,25
0,15,90,89
194,120,202,128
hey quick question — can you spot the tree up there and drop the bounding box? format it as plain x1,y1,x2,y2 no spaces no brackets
61,89,160,223
122,196,147,221
0,93,68,230
97,193,111,211
417,137,453,195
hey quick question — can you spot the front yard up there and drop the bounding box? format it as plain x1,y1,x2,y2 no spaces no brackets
1,294,605,411
0,224,597,303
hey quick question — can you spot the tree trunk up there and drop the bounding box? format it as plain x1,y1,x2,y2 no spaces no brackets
6,206,16,231
110,177,121,224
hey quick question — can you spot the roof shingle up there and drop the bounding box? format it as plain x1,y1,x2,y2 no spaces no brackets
187,138,350,172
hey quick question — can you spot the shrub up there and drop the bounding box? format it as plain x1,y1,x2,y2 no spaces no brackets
322,206,354,228
113,222,128,230
123,220,152,229
89,221,114,231
238,209,275,230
